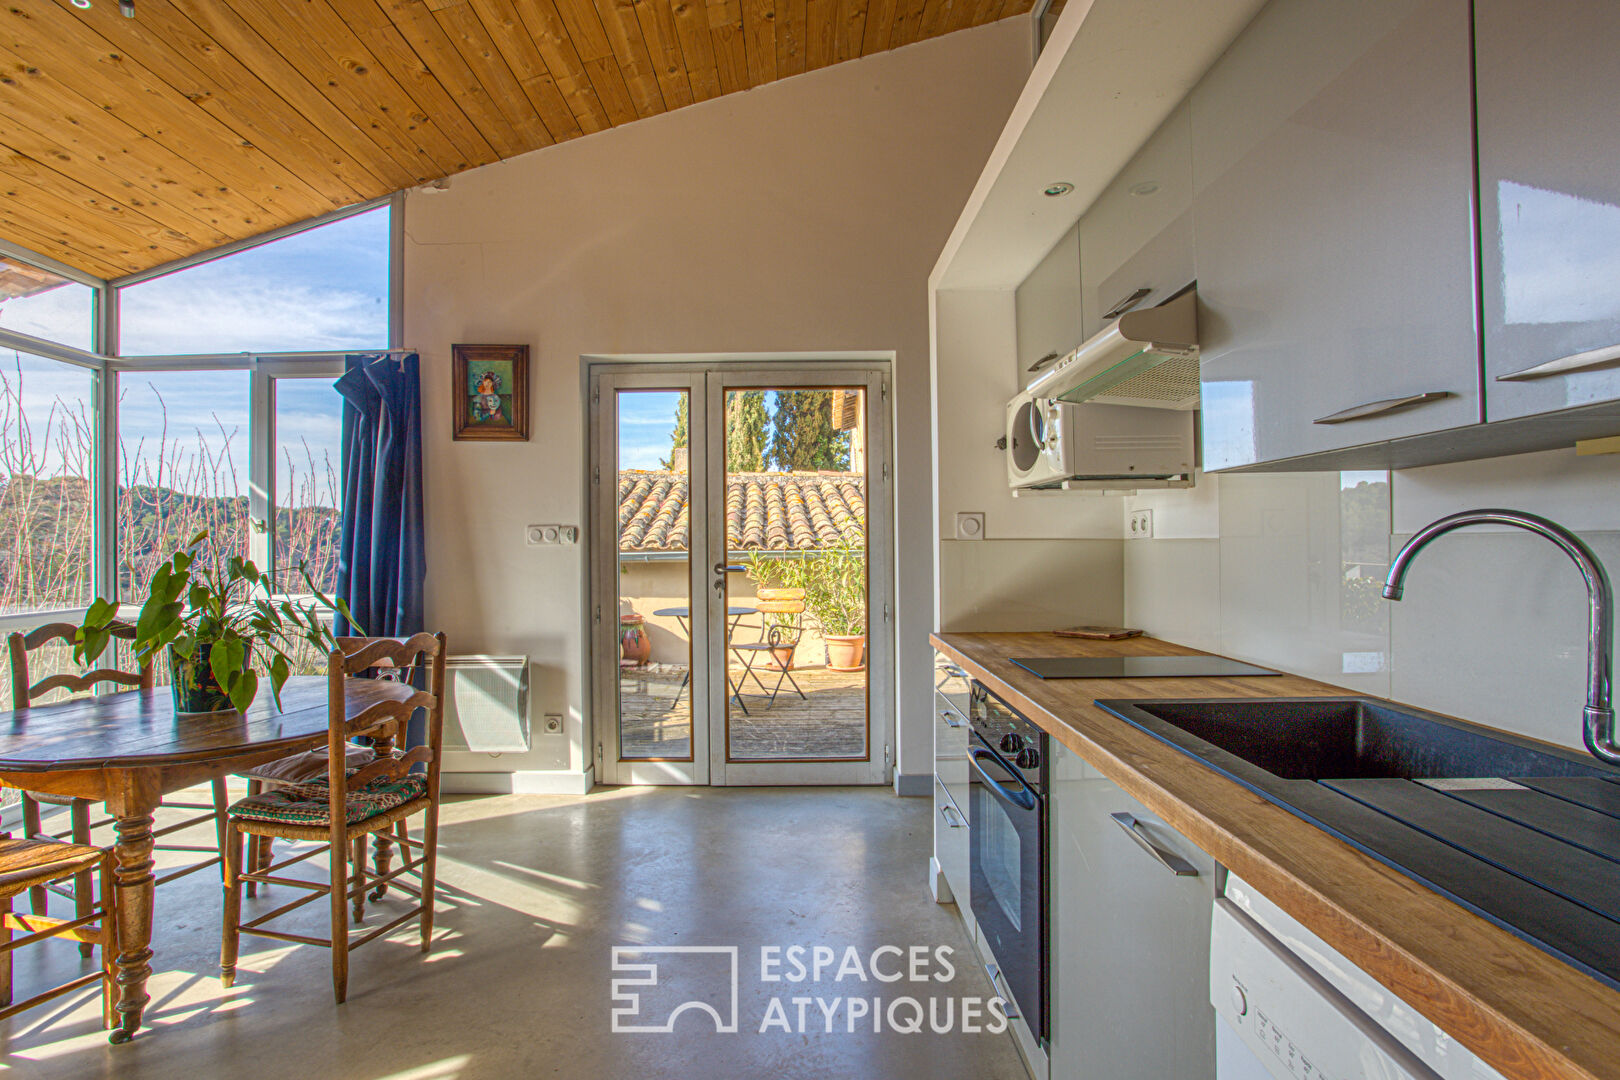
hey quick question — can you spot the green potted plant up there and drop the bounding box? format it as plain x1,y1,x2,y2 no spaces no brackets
747,530,867,672
73,530,356,715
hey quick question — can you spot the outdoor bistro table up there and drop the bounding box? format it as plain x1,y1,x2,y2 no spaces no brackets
0,675,418,1043
650,605,759,710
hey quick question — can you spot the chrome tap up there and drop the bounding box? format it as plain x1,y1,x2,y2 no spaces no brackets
1383,509,1618,766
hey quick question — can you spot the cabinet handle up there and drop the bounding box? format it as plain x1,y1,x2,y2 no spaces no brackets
1111,812,1199,876
985,963,1021,1020
1496,342,1620,382
939,709,964,729
1027,351,1062,374
1313,390,1451,425
940,803,964,829
1103,287,1153,321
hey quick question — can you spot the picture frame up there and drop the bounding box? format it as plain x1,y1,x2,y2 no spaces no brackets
452,343,530,441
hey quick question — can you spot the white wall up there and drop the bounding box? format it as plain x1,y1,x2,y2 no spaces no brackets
403,20,1032,790
1124,447,1620,751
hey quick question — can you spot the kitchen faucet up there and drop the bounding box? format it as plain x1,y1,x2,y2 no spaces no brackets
1383,509,1618,766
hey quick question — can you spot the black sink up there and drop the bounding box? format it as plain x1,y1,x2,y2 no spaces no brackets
1096,696,1620,990
1107,697,1609,782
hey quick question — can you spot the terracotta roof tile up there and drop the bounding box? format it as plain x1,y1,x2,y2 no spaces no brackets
618,470,865,552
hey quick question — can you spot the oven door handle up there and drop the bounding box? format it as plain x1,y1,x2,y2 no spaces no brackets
968,747,1038,811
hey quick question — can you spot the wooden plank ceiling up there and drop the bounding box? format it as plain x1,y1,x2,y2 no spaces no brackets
0,0,1034,280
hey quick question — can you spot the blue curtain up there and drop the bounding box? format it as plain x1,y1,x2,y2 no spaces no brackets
334,352,426,749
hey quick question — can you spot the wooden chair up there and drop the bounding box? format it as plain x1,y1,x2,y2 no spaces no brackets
0,836,116,1030
220,632,447,1004
8,622,229,952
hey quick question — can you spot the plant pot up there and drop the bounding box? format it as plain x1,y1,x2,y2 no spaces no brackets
825,634,866,672
766,645,797,671
168,643,233,715
620,613,652,665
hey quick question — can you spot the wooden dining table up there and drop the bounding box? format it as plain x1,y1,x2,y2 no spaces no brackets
0,675,418,1042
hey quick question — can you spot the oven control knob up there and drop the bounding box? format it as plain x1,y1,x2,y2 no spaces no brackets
1015,747,1041,770
999,733,1025,755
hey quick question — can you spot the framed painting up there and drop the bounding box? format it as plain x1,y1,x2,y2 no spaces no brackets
452,344,530,441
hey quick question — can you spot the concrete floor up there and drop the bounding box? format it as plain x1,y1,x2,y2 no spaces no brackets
3,786,1027,1080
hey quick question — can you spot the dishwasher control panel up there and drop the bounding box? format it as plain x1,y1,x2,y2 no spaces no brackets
1211,899,1434,1080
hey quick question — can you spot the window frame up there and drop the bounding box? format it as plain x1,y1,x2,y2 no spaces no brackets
0,191,402,622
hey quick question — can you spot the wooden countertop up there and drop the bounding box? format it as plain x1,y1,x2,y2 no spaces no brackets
932,631,1620,1080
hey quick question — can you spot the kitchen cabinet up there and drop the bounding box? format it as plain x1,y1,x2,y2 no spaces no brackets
1047,738,1216,1080
932,653,970,920
1191,0,1480,470
1014,222,1081,390
1475,0,1620,420
1078,101,1195,345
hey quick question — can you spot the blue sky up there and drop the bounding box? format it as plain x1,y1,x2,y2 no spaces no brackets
619,390,684,470
0,208,391,506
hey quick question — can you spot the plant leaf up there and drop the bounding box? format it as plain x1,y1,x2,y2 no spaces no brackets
229,668,258,714
269,653,290,711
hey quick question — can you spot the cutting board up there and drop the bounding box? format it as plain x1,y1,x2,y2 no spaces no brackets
1052,626,1143,640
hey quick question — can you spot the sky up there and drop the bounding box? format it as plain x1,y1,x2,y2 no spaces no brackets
618,390,684,470
0,207,387,507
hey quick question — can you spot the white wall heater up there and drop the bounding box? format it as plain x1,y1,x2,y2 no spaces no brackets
443,655,530,753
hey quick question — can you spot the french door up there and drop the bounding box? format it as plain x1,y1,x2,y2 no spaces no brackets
590,363,892,786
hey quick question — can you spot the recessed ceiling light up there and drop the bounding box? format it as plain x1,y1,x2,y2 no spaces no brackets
1043,182,1074,198
1129,181,1161,197
69,0,92,7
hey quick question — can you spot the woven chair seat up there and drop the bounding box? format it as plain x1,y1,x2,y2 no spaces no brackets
0,838,105,900
228,773,427,827
244,743,375,785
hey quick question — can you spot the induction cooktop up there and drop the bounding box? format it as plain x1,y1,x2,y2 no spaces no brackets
1008,656,1282,680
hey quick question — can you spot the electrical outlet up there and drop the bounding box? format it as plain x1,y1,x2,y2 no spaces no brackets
526,525,578,546
543,714,563,734
955,512,986,541
1128,509,1154,539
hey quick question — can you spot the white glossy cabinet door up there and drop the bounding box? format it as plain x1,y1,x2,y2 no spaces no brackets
1047,740,1216,1080
1192,0,1480,470
1015,223,1082,390
932,655,970,921
1080,101,1195,344
1475,0,1620,419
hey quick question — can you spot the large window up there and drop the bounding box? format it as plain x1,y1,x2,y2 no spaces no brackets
275,377,343,592
116,371,250,600
0,349,94,614
0,257,93,351
117,205,391,356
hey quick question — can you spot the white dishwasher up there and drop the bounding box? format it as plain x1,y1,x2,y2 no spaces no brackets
1211,874,1508,1080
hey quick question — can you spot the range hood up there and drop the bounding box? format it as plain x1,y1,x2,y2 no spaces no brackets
1026,290,1200,410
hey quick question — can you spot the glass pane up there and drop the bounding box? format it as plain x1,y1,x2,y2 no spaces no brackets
117,370,249,600
0,257,93,351
0,349,94,613
726,386,867,761
275,378,343,593
617,389,692,761
118,206,390,356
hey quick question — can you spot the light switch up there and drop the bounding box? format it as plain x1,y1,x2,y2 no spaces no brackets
526,524,578,546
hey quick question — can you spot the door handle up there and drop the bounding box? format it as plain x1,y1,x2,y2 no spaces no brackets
984,963,1021,1020
1313,391,1452,424
1497,342,1620,382
940,803,964,829
1110,812,1199,876
713,561,726,596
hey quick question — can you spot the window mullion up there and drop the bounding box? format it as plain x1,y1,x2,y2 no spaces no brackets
249,363,274,577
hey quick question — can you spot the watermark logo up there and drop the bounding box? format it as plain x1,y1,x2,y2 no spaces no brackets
609,946,740,1034
609,944,1008,1036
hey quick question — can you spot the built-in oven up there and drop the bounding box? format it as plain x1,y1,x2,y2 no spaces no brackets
968,687,1048,1044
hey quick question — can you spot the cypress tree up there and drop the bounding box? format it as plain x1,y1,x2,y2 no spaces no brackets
767,390,850,472
725,390,768,472
658,394,689,470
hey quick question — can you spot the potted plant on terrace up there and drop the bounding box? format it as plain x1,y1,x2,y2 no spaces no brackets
73,530,355,715
747,529,867,672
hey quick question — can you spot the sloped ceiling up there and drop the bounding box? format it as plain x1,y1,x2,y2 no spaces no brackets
0,0,1034,279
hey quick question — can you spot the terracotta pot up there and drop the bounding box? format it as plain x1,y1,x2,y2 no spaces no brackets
168,643,234,715
620,613,652,665
825,634,866,672
766,645,797,671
